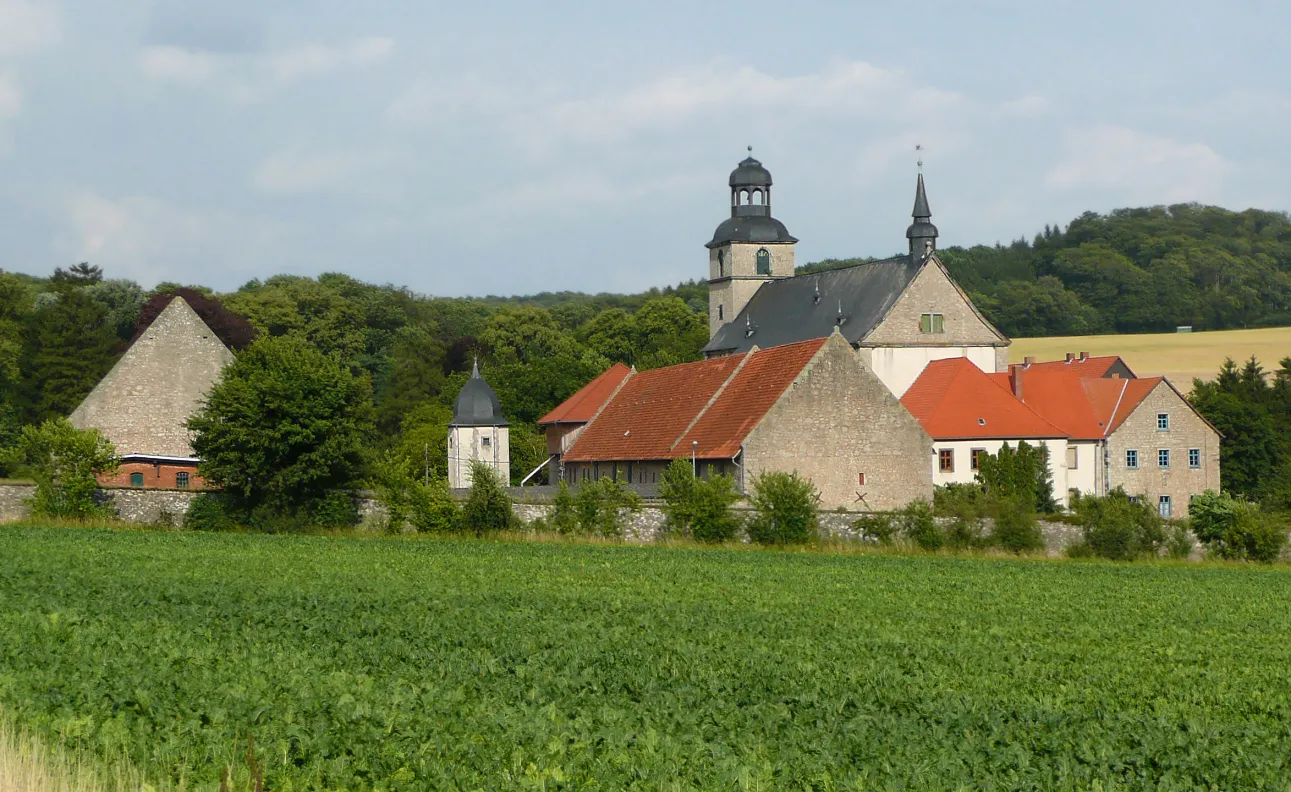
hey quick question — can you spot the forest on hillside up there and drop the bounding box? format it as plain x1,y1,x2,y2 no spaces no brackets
1,202,1289,487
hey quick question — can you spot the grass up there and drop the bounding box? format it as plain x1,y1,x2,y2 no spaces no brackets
4,524,1291,790
1010,325,1291,385
0,714,150,792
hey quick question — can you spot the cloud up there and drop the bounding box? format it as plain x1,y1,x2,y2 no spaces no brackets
253,148,389,195
0,0,59,56
1047,124,1227,202
0,71,19,118
136,36,395,97
65,191,286,286
387,58,965,149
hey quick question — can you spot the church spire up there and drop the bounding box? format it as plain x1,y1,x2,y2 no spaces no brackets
905,171,939,262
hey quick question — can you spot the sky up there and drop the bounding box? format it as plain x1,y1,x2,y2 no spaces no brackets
0,0,1287,297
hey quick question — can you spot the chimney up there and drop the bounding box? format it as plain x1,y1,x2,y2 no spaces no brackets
1065,353,1075,363
1079,351,1089,361
1009,364,1025,400
1024,355,1036,366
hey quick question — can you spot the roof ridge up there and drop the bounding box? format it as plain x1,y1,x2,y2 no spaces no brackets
669,347,756,453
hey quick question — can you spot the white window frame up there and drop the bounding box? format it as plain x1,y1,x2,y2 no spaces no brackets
1159,495,1172,518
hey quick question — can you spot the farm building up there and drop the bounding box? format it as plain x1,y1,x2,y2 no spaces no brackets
69,296,233,490
557,333,933,510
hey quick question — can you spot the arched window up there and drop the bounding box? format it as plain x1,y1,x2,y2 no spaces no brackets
129,472,144,488
752,189,763,205
756,248,771,275
717,249,725,277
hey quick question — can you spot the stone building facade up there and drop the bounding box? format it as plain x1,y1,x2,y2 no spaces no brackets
68,296,234,490
447,361,511,489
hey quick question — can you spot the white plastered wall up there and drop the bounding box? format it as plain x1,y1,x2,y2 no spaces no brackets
447,425,511,489
929,437,1070,509
868,346,1000,399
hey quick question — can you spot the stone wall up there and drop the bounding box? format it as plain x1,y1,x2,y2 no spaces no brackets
0,483,202,527
863,259,1006,347
742,334,934,510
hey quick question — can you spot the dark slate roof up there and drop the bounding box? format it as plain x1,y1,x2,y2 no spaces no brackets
451,360,508,427
702,257,920,355
729,156,772,187
707,215,798,247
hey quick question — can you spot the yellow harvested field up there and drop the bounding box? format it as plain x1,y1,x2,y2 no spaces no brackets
1010,327,1291,387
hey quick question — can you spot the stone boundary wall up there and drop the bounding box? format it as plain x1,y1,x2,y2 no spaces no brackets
0,482,1140,557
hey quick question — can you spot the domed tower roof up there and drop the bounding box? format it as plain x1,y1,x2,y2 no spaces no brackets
708,149,797,248
451,360,508,427
729,155,773,188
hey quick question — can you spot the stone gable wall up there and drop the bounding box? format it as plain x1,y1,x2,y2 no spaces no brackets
741,334,933,509
1106,382,1221,514
863,260,1004,347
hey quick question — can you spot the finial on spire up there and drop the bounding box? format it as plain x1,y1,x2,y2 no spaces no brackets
747,145,753,154
915,144,923,174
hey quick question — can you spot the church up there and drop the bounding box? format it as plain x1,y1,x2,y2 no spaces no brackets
536,153,1016,508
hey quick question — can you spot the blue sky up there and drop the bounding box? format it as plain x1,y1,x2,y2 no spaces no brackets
0,0,1286,296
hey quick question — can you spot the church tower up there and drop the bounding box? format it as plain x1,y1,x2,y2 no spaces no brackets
706,150,798,338
447,360,510,489
906,172,939,263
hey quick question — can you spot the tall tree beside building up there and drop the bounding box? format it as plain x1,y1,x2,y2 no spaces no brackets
19,287,118,423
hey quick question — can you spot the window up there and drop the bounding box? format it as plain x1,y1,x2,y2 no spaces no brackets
1159,495,1172,518
718,305,724,321
756,248,771,276
1158,449,1170,468
919,312,945,334
1067,446,1079,470
175,471,190,489
717,249,725,277
970,449,985,471
938,449,954,472
1157,413,1170,431
482,436,491,448
129,472,144,488
1128,495,1140,504
1126,449,1139,469
1189,448,1201,469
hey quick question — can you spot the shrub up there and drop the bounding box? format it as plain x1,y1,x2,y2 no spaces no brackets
1065,540,1095,559
992,496,1044,554
184,493,242,532
1189,490,1287,563
461,460,515,535
409,477,459,533
305,491,360,529
4,418,117,519
899,500,942,551
658,459,742,542
933,483,987,517
1167,525,1195,560
947,511,986,550
853,513,897,544
550,480,578,535
1074,489,1165,561
746,471,818,546
570,477,642,538
975,441,1057,514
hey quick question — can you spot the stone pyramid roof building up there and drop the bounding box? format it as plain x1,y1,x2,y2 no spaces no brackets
70,296,234,460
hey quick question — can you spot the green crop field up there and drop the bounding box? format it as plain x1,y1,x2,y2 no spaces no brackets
4,527,1291,790
1010,326,1291,386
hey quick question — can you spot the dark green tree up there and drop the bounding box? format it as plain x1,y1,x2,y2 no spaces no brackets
19,288,118,422
188,334,375,510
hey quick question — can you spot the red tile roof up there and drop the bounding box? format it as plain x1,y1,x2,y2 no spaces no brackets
901,358,1066,440
537,362,632,425
1020,355,1128,377
989,366,1163,439
564,339,827,461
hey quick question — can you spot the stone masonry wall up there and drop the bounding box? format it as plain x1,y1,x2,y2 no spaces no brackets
863,259,1006,348
742,333,933,510
1106,381,1221,515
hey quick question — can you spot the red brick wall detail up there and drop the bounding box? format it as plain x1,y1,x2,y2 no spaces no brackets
98,462,211,491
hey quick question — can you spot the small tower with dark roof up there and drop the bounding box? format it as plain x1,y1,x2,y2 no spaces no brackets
906,172,939,263
706,149,798,340
448,360,510,489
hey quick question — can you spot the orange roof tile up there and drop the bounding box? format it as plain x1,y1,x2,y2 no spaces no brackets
997,367,1161,440
901,358,1066,440
564,339,827,462
1020,355,1128,377
537,362,632,425
677,339,828,458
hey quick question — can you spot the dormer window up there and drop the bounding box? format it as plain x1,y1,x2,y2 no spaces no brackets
756,248,771,276
919,312,945,334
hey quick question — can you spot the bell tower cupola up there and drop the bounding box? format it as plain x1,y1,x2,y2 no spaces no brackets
906,170,939,263
705,148,798,340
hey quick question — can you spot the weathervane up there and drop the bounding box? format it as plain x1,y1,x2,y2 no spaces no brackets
916,144,924,174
